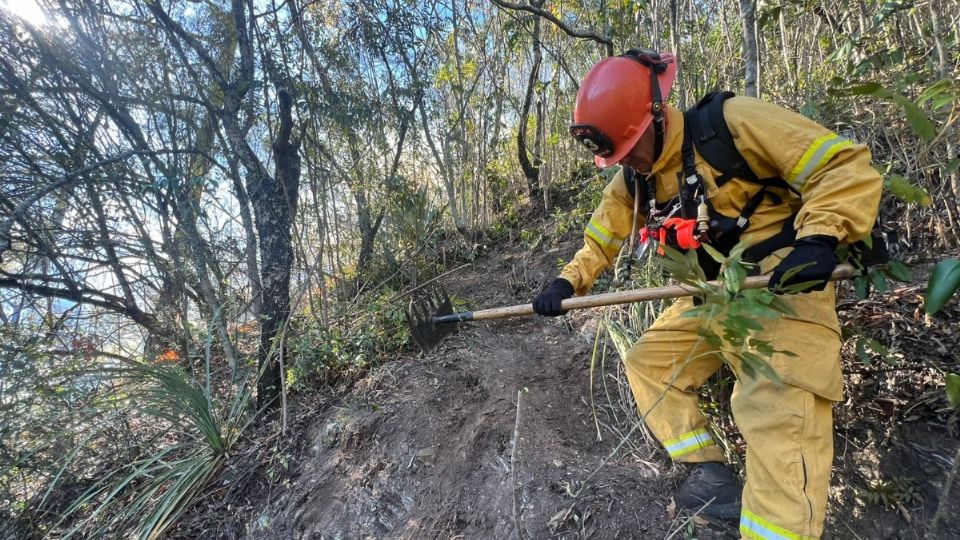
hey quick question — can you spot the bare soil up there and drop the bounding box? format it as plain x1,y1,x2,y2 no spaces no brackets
173,238,960,540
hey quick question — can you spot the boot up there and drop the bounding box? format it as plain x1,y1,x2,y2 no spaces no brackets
675,462,742,519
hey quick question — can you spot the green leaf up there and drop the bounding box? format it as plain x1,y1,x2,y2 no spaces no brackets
946,373,960,408
772,262,815,293
766,295,797,317
839,82,883,96
696,326,723,348
856,338,872,366
945,159,960,176
873,0,911,24
737,300,780,319
884,173,932,206
757,6,782,30
701,242,725,264
933,95,958,110
854,275,870,298
896,97,937,141
839,82,936,141
724,263,747,295
853,336,893,365
739,351,783,385
884,261,912,282
682,305,708,318
869,270,888,295
841,326,856,341
925,258,960,315
753,340,775,356
732,351,756,378
727,313,765,332
865,337,889,357
917,79,956,108
781,280,824,294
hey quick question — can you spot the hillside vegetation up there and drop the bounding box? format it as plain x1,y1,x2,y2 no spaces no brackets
0,1,958,538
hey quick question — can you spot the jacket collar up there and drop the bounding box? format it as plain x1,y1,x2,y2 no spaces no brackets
650,106,684,175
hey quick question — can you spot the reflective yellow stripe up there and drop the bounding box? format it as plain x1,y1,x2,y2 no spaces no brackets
787,134,853,191
662,428,714,458
740,510,815,540
585,219,623,249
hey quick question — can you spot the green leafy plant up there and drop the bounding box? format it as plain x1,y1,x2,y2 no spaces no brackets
839,327,898,367
924,258,960,315
945,373,960,409
831,81,944,141
287,290,412,391
884,173,932,207
924,259,960,409
657,242,800,382
50,363,257,539
849,261,913,299
860,475,923,508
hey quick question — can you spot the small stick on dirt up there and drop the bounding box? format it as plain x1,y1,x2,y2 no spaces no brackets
512,387,528,540
573,342,705,498
926,445,960,538
663,499,715,540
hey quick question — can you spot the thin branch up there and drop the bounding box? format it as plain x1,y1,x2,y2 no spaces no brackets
0,278,158,330
926,445,960,537
511,388,527,540
0,149,222,259
489,0,613,56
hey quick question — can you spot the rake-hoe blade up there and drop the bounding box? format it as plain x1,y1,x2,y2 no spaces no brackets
406,286,457,354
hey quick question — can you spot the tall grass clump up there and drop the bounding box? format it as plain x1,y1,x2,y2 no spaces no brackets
1,329,257,539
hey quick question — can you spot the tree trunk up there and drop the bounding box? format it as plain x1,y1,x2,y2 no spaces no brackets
354,188,386,287
739,0,760,98
417,99,468,235
518,4,544,213
254,88,300,409
669,0,686,107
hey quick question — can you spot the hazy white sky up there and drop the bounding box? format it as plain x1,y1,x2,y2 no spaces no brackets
1,0,48,27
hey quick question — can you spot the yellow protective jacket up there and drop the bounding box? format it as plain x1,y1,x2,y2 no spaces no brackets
560,97,883,302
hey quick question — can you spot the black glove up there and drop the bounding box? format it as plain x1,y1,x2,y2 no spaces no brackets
768,235,838,293
532,278,575,316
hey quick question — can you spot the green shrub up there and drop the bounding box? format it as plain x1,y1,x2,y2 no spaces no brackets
286,291,411,391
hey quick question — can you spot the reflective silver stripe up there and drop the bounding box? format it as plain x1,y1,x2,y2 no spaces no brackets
663,428,714,458
740,510,809,540
585,219,623,249
787,134,853,191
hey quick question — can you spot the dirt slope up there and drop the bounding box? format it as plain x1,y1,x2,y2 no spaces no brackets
175,239,960,540
247,242,697,539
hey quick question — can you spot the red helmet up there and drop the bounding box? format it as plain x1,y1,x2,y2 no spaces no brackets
570,51,677,168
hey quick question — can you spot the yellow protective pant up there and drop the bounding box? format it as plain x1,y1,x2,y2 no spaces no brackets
624,287,843,540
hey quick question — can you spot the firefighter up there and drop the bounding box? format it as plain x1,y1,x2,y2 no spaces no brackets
532,50,882,539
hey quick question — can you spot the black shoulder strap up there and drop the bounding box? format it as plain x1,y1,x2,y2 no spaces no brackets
684,91,760,186
623,165,637,199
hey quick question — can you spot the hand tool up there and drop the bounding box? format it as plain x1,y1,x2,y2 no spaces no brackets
405,263,856,354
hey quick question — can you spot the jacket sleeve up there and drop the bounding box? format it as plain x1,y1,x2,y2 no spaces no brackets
559,168,639,296
723,97,882,244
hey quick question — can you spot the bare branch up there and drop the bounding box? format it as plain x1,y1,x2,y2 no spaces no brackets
489,0,613,56
0,149,222,260
0,277,158,330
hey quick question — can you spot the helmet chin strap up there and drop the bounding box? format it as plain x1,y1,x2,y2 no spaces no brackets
621,49,669,164
649,72,665,163
643,53,667,164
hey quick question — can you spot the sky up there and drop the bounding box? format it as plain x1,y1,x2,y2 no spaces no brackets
1,0,48,27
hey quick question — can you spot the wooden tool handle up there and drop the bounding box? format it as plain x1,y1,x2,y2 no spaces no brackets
465,263,856,322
